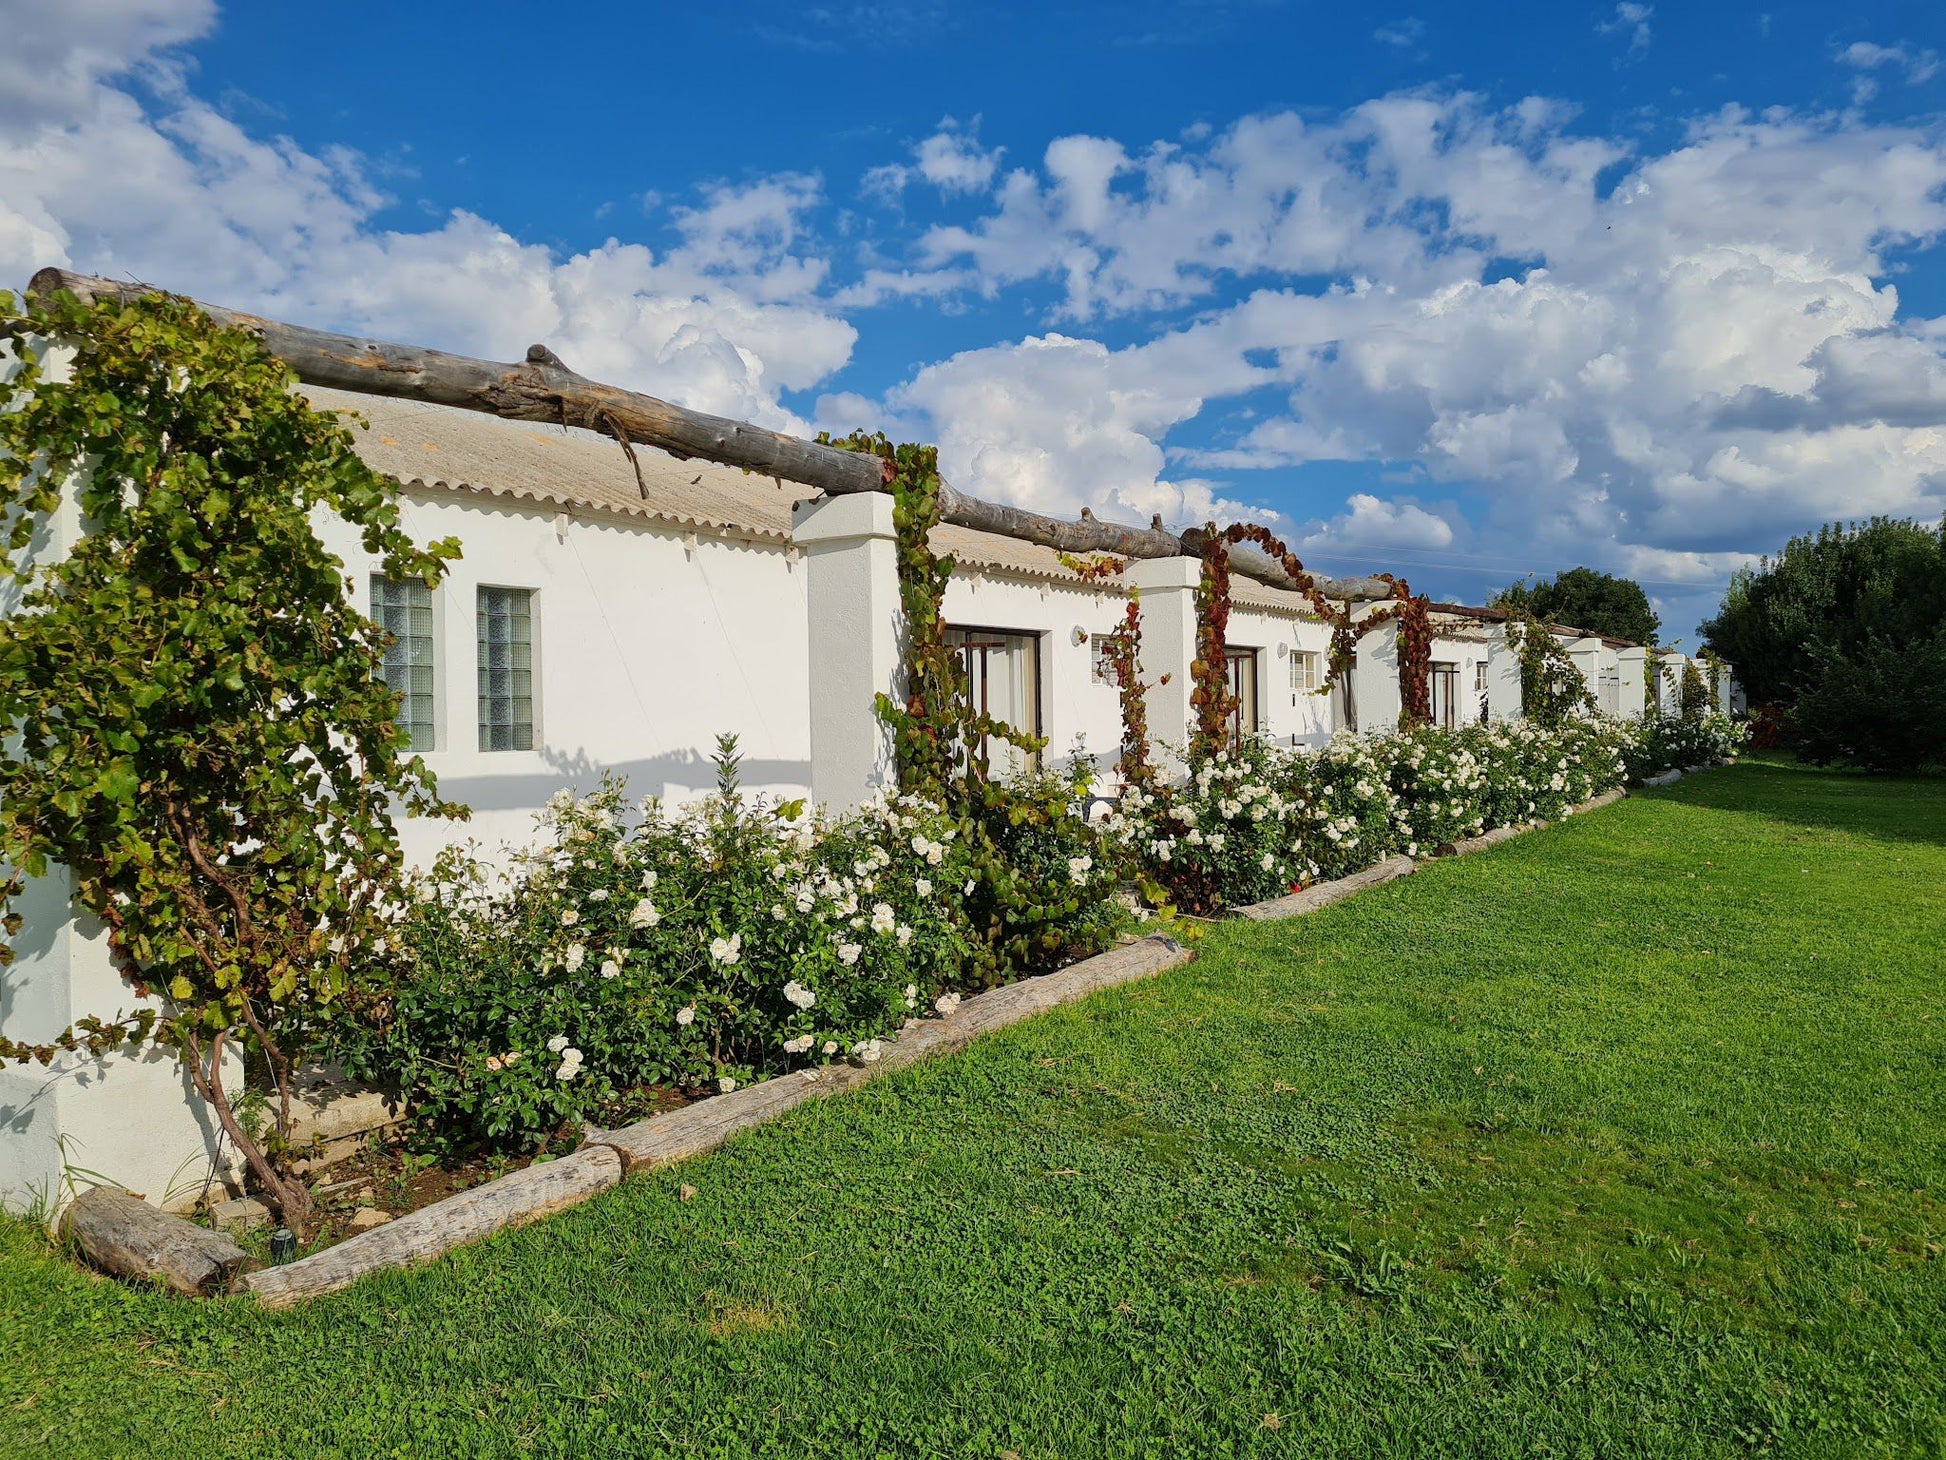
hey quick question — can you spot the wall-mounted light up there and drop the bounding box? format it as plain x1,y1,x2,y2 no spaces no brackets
1071,625,1089,646
1276,642,1290,658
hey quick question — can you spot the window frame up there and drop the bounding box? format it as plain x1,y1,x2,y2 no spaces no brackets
1289,648,1321,694
944,625,1043,776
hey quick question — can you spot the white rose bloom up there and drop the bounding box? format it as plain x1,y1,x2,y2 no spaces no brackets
915,878,932,898
675,1004,696,1027
934,991,962,1016
783,980,817,1010
709,933,742,966
718,1075,738,1094
871,902,896,935
630,898,660,929
547,1034,570,1054
641,869,658,891
821,1040,839,1056
563,944,587,973
599,959,621,980
838,942,862,966
852,1038,883,1063
897,925,913,947
560,909,580,926
783,1034,814,1055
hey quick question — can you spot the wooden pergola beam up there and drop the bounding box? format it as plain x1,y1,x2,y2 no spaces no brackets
26,268,1394,601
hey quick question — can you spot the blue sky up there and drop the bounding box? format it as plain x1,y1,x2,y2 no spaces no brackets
6,1,1946,640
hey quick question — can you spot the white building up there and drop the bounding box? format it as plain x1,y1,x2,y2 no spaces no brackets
0,376,1734,1213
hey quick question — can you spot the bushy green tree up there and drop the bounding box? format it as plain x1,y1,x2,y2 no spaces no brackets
0,287,461,1229
1491,566,1660,645
1703,517,1946,771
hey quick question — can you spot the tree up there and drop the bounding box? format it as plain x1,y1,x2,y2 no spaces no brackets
0,287,462,1231
1491,567,1660,645
1702,517,1946,772
1703,517,1946,703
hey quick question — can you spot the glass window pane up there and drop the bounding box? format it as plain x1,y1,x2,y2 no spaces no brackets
477,587,535,751
371,574,436,751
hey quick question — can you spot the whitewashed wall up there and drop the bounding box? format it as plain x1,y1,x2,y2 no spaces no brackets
939,571,1130,780
315,491,814,867
1227,609,1340,747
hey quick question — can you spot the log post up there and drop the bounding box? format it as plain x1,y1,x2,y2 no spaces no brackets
60,1186,246,1295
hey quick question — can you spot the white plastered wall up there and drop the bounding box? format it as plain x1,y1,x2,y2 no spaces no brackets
315,490,814,866
1228,608,1338,747
939,569,1131,784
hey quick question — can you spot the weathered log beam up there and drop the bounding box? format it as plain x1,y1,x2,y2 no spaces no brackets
25,269,1393,601
60,1186,247,1296
240,1145,623,1308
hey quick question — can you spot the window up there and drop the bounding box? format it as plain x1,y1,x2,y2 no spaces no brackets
1429,660,1461,729
371,575,435,751
1474,660,1489,695
1289,649,1320,693
945,627,1041,776
477,586,535,751
1090,633,1121,687
1225,647,1259,748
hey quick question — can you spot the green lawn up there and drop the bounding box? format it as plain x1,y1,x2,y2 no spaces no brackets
5,759,1944,1458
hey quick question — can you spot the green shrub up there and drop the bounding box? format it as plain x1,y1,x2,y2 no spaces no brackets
331,747,1129,1156
1792,629,1946,773
1113,718,1640,912
334,778,985,1154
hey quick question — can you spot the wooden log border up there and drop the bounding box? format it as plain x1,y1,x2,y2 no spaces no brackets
239,934,1189,1308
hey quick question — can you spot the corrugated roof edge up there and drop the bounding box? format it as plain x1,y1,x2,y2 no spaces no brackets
393,474,796,547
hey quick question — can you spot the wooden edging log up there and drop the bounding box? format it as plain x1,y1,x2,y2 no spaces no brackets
1643,769,1683,787
24,268,1394,603
591,935,1189,1170
239,935,1189,1307
1231,855,1416,922
242,1146,623,1308
61,1186,246,1296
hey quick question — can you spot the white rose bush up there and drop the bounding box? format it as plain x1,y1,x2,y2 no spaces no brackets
332,773,989,1154
330,708,1742,1155
1111,712,1743,914
329,742,1125,1155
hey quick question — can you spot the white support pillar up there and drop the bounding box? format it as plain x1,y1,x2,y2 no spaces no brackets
1351,611,1402,734
1652,651,1682,714
1125,556,1200,777
1567,637,1604,710
1616,647,1648,720
793,493,903,811
1483,625,1524,722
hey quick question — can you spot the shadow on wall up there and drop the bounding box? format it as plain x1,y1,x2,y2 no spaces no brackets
433,746,814,816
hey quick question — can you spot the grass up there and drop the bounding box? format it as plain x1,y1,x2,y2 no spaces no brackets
4,758,1944,1457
